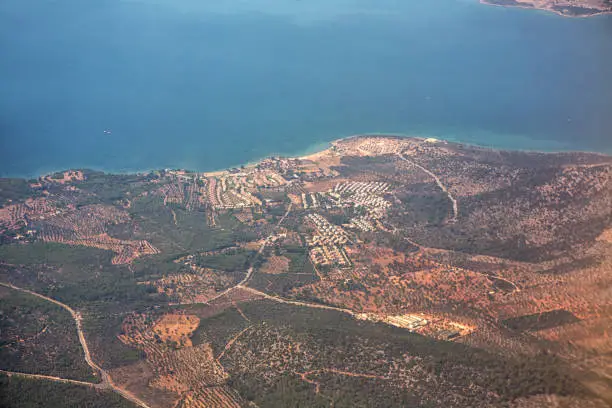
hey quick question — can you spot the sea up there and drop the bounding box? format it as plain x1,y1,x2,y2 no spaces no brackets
1,0,611,177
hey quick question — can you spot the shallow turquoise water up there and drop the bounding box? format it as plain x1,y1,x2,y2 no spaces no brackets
1,0,611,177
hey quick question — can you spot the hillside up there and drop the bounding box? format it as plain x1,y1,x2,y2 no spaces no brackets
0,136,611,407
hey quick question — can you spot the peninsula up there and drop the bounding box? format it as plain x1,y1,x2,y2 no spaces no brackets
482,0,612,16
1,136,611,407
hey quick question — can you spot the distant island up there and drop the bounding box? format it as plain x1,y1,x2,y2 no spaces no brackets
482,0,612,16
1,135,611,407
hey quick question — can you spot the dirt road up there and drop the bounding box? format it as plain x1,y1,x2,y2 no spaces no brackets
397,152,458,222
238,285,354,316
0,282,152,408
202,203,293,306
0,368,99,388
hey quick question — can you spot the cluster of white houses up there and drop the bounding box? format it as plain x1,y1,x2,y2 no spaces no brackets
333,181,389,195
305,213,349,246
309,244,351,267
304,213,351,267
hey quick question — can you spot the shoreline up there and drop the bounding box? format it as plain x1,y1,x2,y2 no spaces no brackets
479,0,612,18
5,133,611,181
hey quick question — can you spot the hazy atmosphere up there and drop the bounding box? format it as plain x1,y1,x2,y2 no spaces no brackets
2,2,612,408
1,0,611,176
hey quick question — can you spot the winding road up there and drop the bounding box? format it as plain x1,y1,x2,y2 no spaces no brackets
202,203,293,306
193,199,363,323
354,138,458,222
0,282,152,408
396,151,458,223
474,271,521,293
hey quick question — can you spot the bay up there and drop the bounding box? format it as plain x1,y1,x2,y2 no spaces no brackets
1,0,611,177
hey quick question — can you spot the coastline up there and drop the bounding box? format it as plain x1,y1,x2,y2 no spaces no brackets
479,0,612,18
3,0,612,183
8,133,612,181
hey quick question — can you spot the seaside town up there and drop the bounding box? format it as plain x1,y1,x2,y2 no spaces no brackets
1,135,611,408
2,0,612,405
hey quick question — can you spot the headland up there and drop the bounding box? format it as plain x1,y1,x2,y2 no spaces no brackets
481,0,612,17
1,135,611,407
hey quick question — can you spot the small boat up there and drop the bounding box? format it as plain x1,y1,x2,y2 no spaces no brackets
103,129,112,134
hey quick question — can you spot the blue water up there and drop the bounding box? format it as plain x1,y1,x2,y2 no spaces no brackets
1,0,611,177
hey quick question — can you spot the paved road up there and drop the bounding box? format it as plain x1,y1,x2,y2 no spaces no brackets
0,282,152,408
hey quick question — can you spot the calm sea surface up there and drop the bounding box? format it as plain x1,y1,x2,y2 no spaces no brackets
1,0,611,177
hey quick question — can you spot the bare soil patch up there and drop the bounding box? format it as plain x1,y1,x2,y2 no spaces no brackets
152,314,200,348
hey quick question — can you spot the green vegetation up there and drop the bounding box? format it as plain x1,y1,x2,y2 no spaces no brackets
0,374,137,408
1,137,609,406
231,373,419,408
249,244,319,296
129,196,251,254
78,171,158,204
391,163,611,262
280,245,311,274
503,309,580,332
234,302,587,407
83,313,146,370
49,172,65,180
188,306,249,353
0,178,35,205
0,242,113,266
229,373,333,408
198,300,588,407
392,184,449,226
194,249,257,272
0,288,97,382
0,243,161,309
